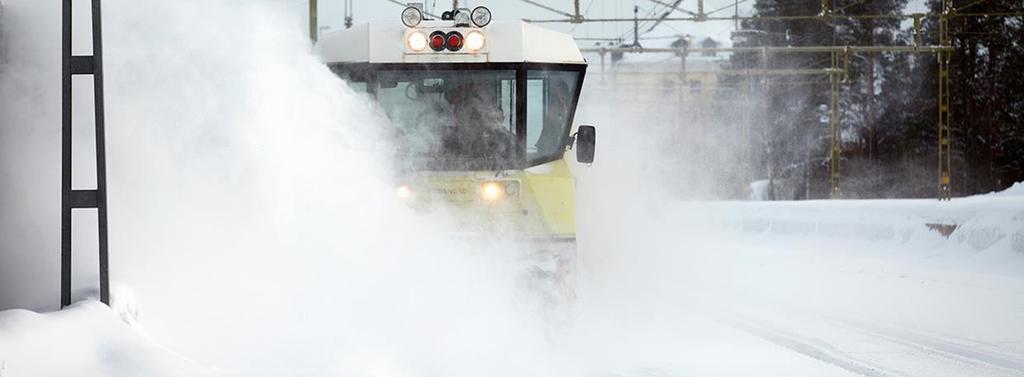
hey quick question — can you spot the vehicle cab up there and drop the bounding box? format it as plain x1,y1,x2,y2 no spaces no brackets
316,5,595,243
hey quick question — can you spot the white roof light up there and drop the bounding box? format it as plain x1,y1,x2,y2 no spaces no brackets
471,6,492,27
401,6,423,28
453,8,471,27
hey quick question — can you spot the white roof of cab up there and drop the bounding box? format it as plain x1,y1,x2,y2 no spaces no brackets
315,21,585,65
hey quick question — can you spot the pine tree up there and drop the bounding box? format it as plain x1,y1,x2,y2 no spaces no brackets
918,0,1024,195
725,0,1022,198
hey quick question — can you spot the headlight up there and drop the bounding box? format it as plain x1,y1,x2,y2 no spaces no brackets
396,185,414,200
407,32,428,51
480,182,503,201
465,31,485,51
480,181,519,201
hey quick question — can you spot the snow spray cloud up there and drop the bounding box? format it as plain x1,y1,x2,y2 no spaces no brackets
552,56,774,375
567,58,756,276
0,1,558,375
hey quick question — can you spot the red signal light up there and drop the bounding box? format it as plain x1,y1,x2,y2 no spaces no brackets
446,31,464,51
429,31,446,51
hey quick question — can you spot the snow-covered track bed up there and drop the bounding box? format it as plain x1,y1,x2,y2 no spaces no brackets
720,314,907,377
826,317,1024,375
686,285,1024,377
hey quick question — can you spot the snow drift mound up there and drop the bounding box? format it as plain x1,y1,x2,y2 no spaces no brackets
993,181,1024,197
0,301,202,377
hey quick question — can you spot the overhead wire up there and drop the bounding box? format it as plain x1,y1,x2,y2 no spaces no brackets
571,0,599,32
646,0,686,32
706,0,751,16
614,1,673,43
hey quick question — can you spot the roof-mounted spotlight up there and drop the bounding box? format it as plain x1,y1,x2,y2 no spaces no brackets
471,6,492,27
401,6,424,28
453,8,472,27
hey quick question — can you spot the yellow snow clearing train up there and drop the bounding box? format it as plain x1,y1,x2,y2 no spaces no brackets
315,4,595,299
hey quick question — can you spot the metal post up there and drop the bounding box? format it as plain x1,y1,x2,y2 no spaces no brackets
61,0,109,308
309,0,318,42
734,0,739,30
866,19,877,196
61,0,72,310
680,47,687,137
762,47,774,200
913,14,923,49
344,0,353,29
743,75,753,189
92,0,110,306
938,13,953,200
829,50,841,198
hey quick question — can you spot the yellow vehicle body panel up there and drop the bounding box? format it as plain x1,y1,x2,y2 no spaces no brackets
399,155,576,240
520,157,576,238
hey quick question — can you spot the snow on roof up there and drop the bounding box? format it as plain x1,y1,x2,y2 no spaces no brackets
316,21,585,65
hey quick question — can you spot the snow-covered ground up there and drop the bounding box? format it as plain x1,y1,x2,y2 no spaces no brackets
563,184,1024,377
3,186,1022,376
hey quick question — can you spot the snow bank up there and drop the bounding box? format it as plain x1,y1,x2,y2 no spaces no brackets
0,301,202,377
993,181,1024,197
665,186,1024,256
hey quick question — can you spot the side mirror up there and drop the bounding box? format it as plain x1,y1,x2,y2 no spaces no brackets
574,125,596,164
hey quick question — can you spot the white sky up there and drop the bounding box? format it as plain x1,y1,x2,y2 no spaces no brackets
299,0,930,48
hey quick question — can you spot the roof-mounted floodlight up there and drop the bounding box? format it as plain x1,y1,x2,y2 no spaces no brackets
471,6,492,27
401,6,424,28
453,8,472,27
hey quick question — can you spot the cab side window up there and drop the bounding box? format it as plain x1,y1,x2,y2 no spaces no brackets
526,70,580,164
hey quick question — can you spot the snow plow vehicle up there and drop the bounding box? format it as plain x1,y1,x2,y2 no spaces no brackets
316,5,595,306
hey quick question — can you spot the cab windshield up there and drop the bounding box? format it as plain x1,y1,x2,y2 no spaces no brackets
332,64,583,171
379,69,518,171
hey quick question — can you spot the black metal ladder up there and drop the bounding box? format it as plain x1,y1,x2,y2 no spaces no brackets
62,0,109,308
